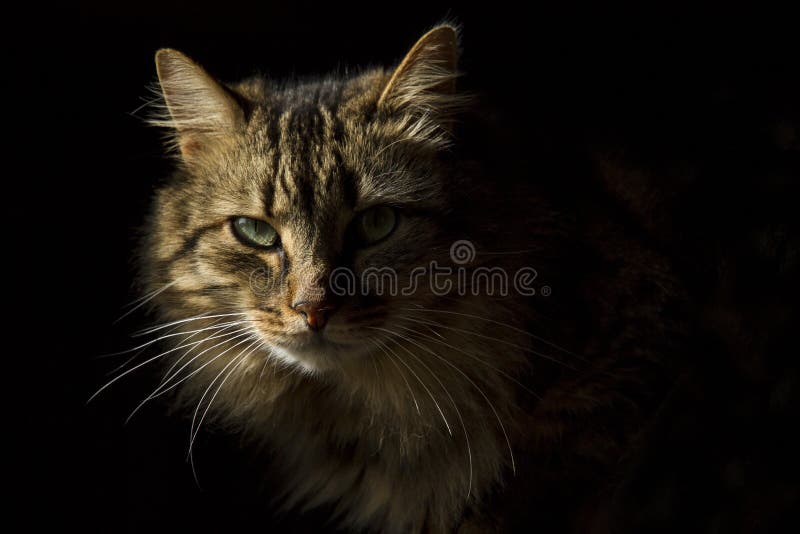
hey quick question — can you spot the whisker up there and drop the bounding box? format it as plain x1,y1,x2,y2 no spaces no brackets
105,316,230,374
189,344,254,449
105,346,154,376
372,335,451,435
125,333,258,424
132,312,248,337
401,316,576,370
157,323,249,385
89,346,188,404
88,326,252,404
258,347,274,382
153,329,255,394
398,326,517,476
99,318,251,359
120,281,176,309
402,307,585,361
420,322,445,340
187,352,251,486
372,339,421,415
113,281,178,325
393,321,540,399
373,327,473,499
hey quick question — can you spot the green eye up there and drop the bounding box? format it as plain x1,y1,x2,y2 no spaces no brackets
355,206,397,246
232,217,279,248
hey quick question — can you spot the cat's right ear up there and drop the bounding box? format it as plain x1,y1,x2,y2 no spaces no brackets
153,49,244,159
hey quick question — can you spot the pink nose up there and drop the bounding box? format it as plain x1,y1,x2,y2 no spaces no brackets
292,301,337,331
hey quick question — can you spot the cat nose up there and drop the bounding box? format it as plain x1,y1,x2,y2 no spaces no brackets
292,300,337,331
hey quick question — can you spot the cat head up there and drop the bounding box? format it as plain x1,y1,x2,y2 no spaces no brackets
144,26,474,374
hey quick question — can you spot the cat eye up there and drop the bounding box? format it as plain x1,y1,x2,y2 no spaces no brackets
354,206,397,246
232,217,279,248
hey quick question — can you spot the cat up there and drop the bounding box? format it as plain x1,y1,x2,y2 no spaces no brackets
129,24,688,532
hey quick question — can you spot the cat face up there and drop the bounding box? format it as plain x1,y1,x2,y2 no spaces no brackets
145,28,464,372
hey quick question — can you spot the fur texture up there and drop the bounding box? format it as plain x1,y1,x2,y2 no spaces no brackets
138,25,684,532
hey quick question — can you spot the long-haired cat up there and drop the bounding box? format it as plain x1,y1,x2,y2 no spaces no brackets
126,24,684,532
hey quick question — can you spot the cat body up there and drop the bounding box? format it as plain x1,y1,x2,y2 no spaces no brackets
139,26,684,532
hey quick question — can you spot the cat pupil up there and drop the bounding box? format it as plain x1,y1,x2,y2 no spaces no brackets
234,217,277,248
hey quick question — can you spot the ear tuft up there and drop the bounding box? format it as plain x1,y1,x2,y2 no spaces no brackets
150,49,244,157
378,25,463,116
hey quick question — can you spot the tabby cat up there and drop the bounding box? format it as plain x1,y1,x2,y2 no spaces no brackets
130,25,684,532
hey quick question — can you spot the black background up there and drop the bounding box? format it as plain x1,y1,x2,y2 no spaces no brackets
14,3,799,532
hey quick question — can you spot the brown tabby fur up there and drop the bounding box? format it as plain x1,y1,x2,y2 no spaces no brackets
140,25,685,532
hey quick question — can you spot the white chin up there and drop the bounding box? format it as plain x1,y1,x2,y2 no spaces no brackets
269,345,329,373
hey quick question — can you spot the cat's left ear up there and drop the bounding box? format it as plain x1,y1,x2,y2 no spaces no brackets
378,25,462,119
153,49,244,159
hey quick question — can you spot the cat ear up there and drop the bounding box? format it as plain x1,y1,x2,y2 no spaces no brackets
153,49,244,158
378,25,461,117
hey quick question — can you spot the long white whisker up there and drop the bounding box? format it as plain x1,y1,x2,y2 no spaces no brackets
372,339,421,415
157,323,248,385
106,316,231,374
125,334,259,424
399,326,517,476
393,321,540,399
402,307,585,361
113,281,178,324
187,351,251,486
88,348,184,404
189,340,257,448
374,328,473,499
132,312,248,337
88,326,250,403
105,346,159,376
121,281,177,309
402,316,575,370
100,319,250,359
154,329,255,394
373,335,451,435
